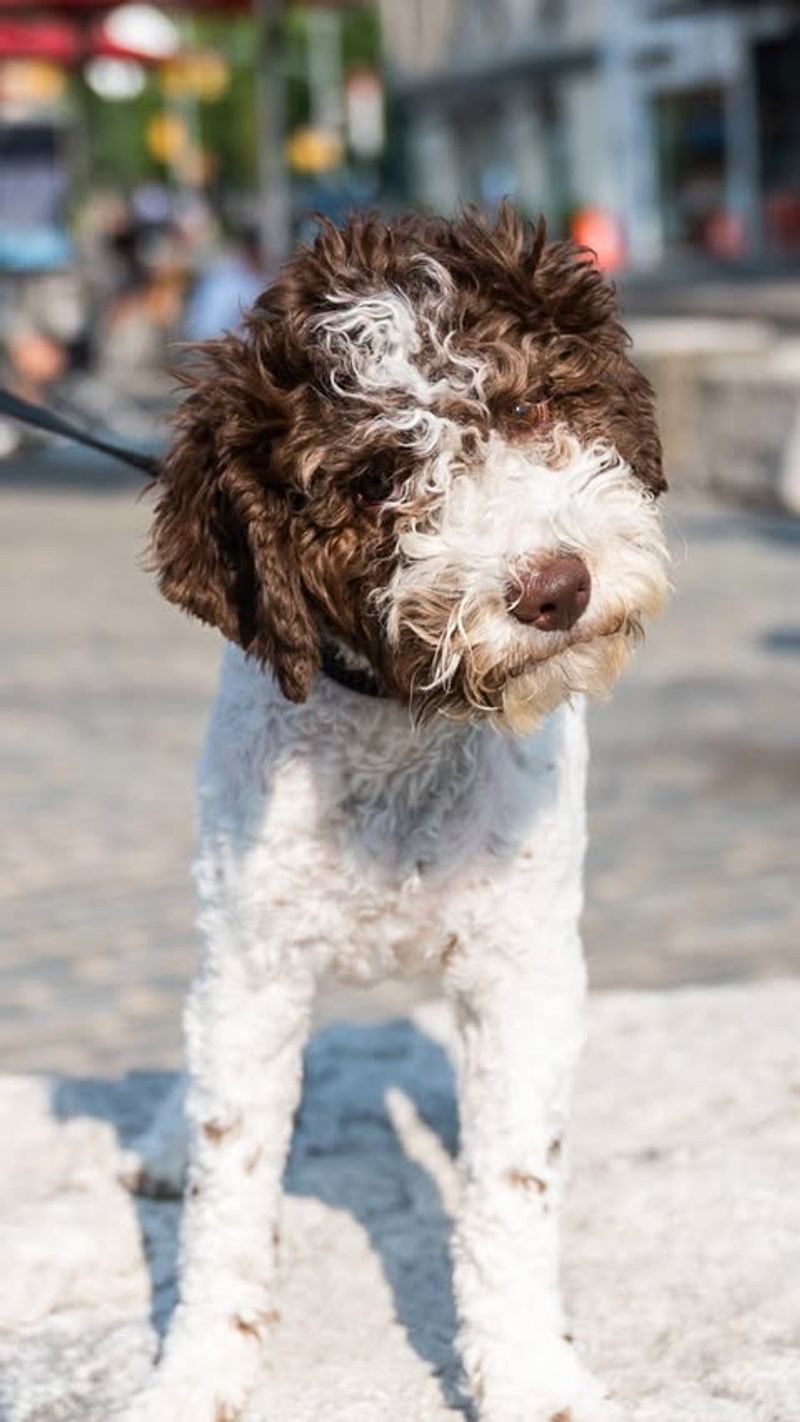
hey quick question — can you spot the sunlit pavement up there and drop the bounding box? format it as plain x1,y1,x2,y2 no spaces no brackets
1,446,798,1074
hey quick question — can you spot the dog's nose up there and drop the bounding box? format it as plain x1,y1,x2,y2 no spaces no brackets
508,554,591,630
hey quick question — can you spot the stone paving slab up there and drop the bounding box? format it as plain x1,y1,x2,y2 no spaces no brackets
0,982,798,1421
1,451,799,1074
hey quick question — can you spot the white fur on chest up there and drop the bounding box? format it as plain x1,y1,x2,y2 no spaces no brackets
195,645,589,983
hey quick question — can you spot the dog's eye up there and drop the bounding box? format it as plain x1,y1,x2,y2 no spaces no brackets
505,392,551,432
356,454,401,506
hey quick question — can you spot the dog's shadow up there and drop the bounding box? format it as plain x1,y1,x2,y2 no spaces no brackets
51,1068,183,1336
289,1016,466,1411
51,1015,469,1416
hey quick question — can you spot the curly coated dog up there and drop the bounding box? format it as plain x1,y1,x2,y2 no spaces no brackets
119,206,668,1422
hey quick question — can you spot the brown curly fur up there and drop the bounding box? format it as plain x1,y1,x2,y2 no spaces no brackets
150,205,664,703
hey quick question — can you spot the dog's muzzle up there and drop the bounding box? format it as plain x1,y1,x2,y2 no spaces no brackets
507,554,592,632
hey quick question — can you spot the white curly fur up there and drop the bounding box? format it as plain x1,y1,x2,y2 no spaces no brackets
117,283,665,1422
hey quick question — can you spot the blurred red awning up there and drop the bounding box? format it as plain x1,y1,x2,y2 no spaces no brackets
0,17,173,61
0,1,361,10
0,1,253,10
0,1,269,64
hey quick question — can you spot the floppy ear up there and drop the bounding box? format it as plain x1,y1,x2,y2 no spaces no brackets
150,348,319,702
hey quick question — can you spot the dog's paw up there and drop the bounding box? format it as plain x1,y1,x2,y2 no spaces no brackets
474,1337,622,1422
118,1144,186,1199
108,1379,244,1422
540,1359,623,1422
108,1356,256,1422
118,1081,188,1199
110,1306,271,1422
540,1393,623,1422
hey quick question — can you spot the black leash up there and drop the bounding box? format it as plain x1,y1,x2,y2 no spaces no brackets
0,387,159,477
1,385,386,699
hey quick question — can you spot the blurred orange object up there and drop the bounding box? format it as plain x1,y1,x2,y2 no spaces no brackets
8,328,66,393
161,51,229,101
570,207,625,272
0,59,65,103
286,125,344,175
146,112,190,165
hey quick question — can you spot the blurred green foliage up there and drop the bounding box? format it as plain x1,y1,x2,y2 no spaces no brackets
75,6,381,198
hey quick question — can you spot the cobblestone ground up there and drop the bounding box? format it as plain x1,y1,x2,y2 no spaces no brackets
1,448,798,1074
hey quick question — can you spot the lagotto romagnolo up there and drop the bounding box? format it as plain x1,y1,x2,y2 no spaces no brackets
119,207,669,1422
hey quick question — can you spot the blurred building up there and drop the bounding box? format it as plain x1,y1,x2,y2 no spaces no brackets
378,0,800,269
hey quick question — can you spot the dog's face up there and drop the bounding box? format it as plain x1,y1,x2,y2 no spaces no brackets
153,208,668,730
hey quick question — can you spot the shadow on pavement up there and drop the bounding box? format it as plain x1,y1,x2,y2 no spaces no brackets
50,1070,181,1340
289,1017,466,1414
49,1017,468,1416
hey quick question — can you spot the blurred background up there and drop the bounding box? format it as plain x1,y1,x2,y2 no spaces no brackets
0,0,798,1075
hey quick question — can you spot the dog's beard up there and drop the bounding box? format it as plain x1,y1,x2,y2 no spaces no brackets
385,596,647,733
377,434,669,732
497,625,640,732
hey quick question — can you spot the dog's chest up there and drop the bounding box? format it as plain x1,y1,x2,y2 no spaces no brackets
201,654,586,978
298,720,560,975
331,724,497,876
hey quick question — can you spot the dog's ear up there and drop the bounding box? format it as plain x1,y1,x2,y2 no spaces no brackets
150,341,319,702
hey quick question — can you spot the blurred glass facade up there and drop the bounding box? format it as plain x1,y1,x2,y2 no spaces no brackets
380,0,800,268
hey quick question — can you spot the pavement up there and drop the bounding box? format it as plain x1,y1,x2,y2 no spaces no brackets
2,982,798,1421
1,446,799,1076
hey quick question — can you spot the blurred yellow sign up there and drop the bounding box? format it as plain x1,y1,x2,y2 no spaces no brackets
286,125,343,175
146,112,189,165
1,62,66,107
160,53,230,102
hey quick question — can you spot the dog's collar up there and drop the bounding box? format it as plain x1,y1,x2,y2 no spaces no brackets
319,643,387,699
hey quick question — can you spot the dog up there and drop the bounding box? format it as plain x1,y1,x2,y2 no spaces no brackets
119,207,668,1422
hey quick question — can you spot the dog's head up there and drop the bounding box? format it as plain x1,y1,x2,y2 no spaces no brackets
152,207,668,730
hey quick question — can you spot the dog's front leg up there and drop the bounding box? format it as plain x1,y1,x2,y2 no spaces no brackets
448,933,617,1422
117,940,315,1422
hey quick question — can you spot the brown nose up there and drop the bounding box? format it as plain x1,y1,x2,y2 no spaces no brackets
508,554,591,631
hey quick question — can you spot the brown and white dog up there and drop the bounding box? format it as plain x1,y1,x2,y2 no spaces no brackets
120,207,668,1422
